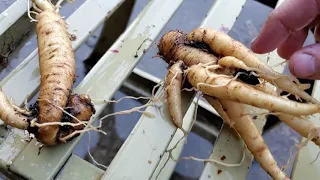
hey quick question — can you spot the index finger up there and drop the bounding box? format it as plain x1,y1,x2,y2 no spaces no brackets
251,0,320,54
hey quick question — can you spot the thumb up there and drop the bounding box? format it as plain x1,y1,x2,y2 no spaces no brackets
288,44,320,80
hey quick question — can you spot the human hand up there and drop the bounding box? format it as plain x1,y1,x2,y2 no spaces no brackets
251,0,320,79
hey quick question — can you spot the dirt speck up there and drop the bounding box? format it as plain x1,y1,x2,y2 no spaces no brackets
69,34,77,41
148,160,152,164
110,50,119,53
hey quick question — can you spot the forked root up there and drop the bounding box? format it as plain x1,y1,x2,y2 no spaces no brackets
186,28,319,104
254,84,320,147
186,65,320,117
164,60,188,136
203,95,237,131
217,56,312,102
210,98,289,180
155,27,318,180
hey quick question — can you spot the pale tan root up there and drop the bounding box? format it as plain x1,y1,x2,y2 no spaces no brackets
203,95,242,140
86,131,109,169
0,89,30,129
218,56,311,101
186,65,320,116
94,80,166,130
186,28,319,104
96,101,156,130
91,96,154,104
217,56,301,87
217,99,289,180
30,0,78,145
218,56,258,72
165,60,188,136
254,84,320,146
180,150,246,167
186,28,279,76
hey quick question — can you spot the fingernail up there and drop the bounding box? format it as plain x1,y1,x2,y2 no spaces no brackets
292,53,316,77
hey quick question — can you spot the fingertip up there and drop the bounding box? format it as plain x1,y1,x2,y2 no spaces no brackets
288,45,320,80
250,36,275,54
250,38,262,53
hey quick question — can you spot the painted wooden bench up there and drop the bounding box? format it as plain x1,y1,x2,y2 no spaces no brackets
0,0,320,179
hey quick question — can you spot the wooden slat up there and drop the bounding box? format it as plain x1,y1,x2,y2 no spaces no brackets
0,0,28,36
199,0,287,179
55,155,104,180
0,0,125,177
8,0,183,180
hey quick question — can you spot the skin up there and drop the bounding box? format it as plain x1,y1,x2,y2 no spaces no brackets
251,0,320,79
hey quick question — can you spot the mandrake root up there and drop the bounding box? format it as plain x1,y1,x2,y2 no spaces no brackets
155,27,320,180
2,0,100,144
185,27,318,104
